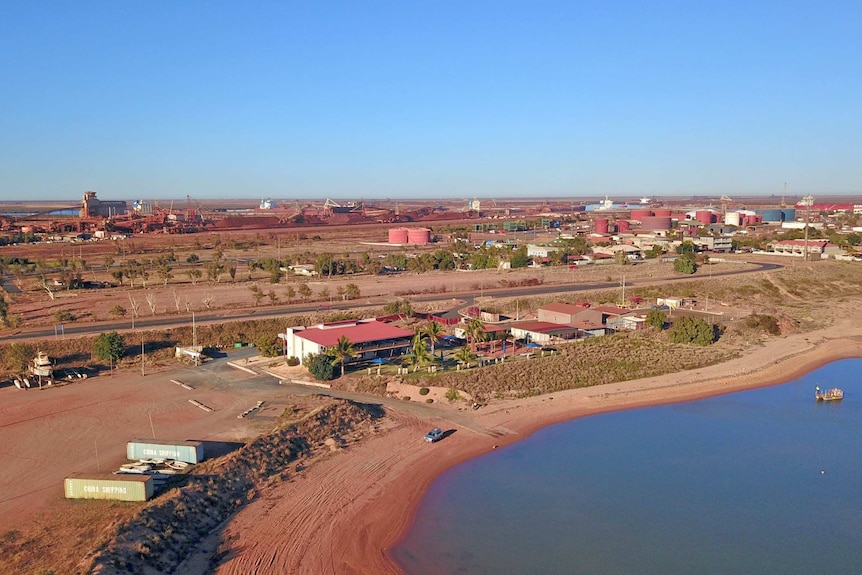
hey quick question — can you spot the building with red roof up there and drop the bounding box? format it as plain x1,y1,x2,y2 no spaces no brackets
280,319,415,366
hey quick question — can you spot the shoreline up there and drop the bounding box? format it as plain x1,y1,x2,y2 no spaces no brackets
376,325,862,572
212,307,862,574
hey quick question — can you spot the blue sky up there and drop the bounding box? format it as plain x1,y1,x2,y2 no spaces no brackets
2,1,860,201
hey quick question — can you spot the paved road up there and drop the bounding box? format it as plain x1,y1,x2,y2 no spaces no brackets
1,261,781,342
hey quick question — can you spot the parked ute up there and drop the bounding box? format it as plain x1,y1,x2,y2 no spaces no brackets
424,428,444,443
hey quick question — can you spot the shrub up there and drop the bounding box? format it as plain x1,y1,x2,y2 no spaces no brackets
286,356,300,366
445,387,461,401
256,335,280,358
673,254,697,274
645,309,667,330
668,316,717,345
418,387,430,396
401,396,411,401
425,398,434,404
54,310,75,322
744,314,781,336
304,353,335,381
109,304,127,318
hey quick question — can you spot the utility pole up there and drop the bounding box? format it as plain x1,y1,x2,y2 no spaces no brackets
141,332,145,376
802,194,815,261
620,274,626,306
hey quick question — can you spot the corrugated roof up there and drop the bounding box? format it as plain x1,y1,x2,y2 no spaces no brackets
571,320,604,330
510,321,575,334
594,305,627,316
296,321,414,347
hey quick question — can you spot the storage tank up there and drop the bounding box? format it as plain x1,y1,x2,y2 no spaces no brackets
616,220,631,233
388,227,409,244
695,211,714,225
64,473,153,502
639,216,673,231
594,218,610,234
724,212,742,226
757,209,785,223
127,439,204,464
630,209,653,220
406,228,431,244
652,209,672,217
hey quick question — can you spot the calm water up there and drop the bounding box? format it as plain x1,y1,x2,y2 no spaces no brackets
393,359,862,575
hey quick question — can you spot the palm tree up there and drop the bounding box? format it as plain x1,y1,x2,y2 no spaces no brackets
410,333,434,372
423,321,445,355
328,335,356,377
465,318,487,350
453,346,477,369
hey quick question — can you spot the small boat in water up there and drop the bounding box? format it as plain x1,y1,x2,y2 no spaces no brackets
815,386,843,401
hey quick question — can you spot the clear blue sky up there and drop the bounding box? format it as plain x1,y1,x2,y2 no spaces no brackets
2,1,860,201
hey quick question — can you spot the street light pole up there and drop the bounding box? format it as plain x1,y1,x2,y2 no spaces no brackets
802,194,814,261
141,332,145,376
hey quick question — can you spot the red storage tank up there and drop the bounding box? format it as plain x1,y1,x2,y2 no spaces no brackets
388,227,409,244
639,216,673,230
652,209,672,217
630,209,653,220
594,218,610,234
695,211,714,225
616,220,631,232
407,228,431,244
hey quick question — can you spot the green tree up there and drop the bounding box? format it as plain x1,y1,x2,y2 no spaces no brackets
668,316,717,345
673,254,697,274
384,299,413,316
464,318,487,348
256,334,280,357
423,321,445,355
93,332,125,363
676,241,697,255
0,295,8,326
298,283,312,300
644,244,664,259
453,346,477,368
2,343,34,374
645,309,667,330
305,352,336,381
328,335,356,377
510,246,530,268
408,333,435,372
345,283,361,300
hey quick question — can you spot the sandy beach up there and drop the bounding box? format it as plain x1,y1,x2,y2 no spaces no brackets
211,307,862,574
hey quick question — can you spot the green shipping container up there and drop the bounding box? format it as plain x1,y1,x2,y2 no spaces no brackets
64,473,154,502
127,439,204,464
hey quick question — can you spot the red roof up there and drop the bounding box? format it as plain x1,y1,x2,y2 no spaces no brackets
594,305,627,316
295,321,414,347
